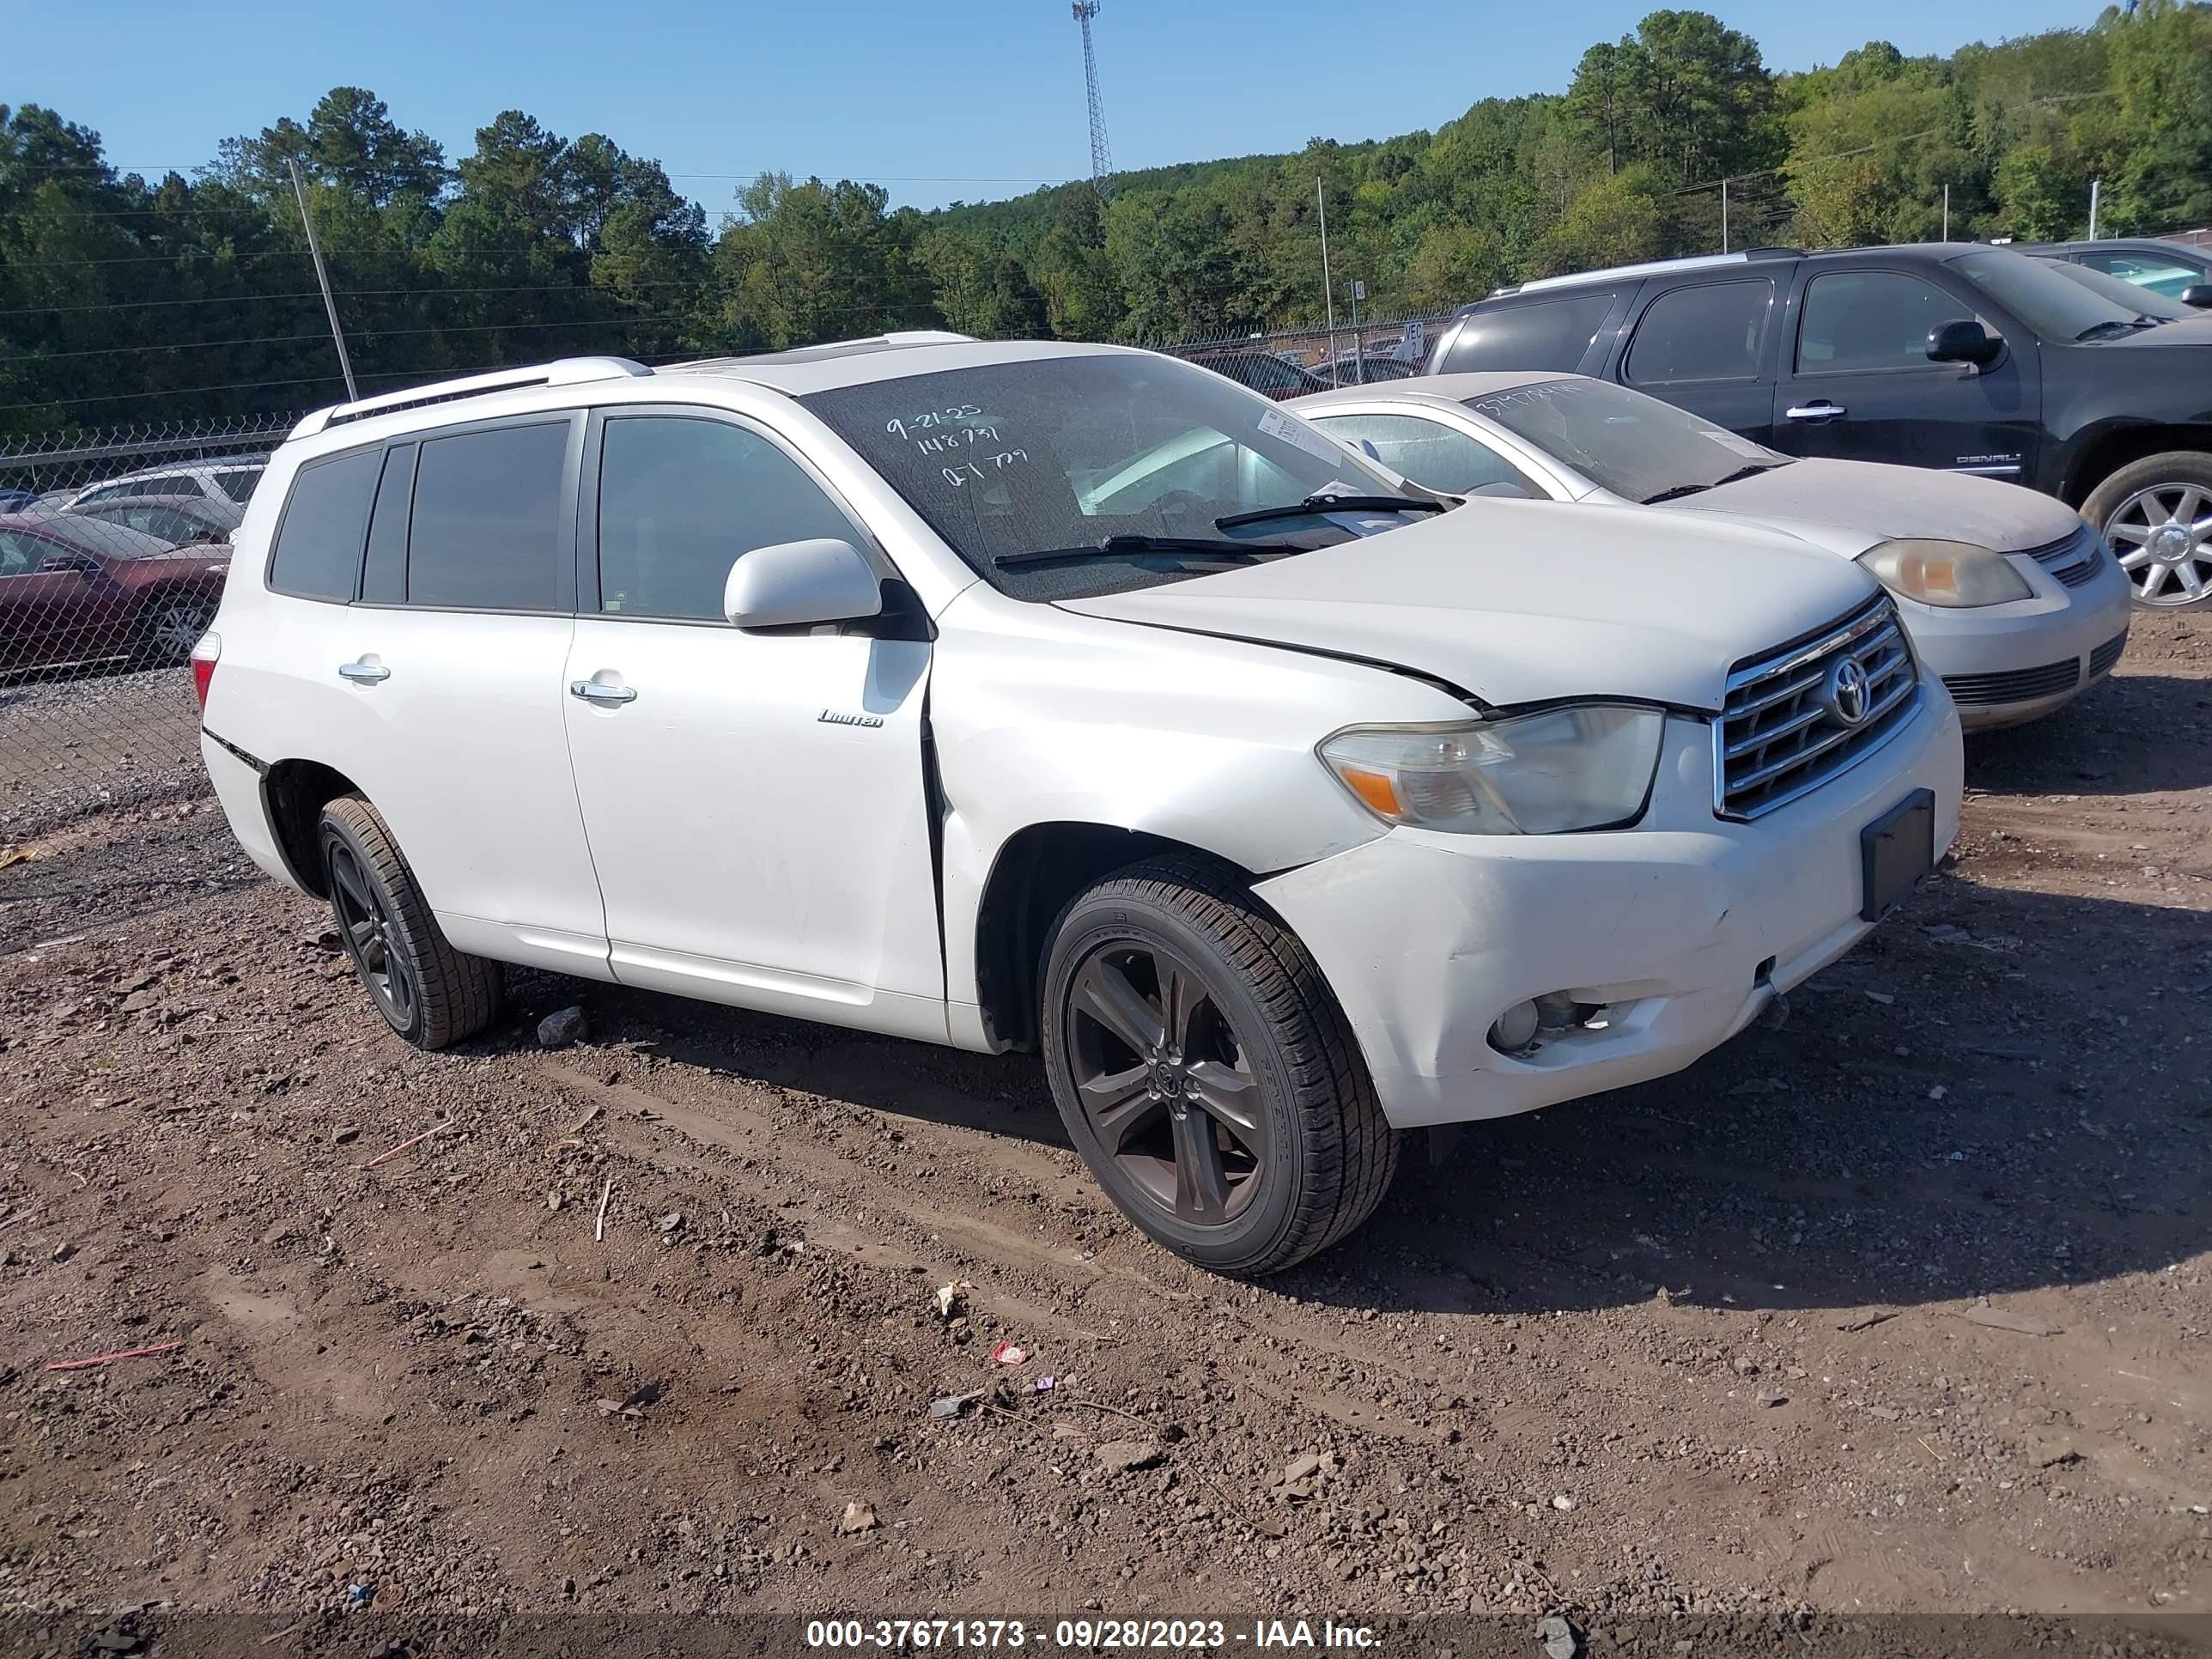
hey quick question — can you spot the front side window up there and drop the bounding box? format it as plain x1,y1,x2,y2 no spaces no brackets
1796,270,1973,373
125,475,191,499
268,448,381,601
1306,410,1542,497
1625,280,1772,383
597,416,863,620
405,422,568,611
0,530,61,576
110,506,200,542
1465,376,1787,505
799,353,1425,600
1442,293,1618,374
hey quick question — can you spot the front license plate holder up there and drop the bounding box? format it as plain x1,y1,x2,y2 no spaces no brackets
1861,787,1936,923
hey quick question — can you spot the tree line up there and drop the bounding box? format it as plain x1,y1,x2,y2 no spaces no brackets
2,2,2209,437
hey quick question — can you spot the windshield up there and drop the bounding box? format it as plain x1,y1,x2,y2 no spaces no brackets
798,352,1424,599
1950,249,2148,340
1465,377,1786,503
2039,258,2188,319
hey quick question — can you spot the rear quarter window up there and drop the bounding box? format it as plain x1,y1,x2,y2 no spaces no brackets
267,449,382,602
1443,292,1619,374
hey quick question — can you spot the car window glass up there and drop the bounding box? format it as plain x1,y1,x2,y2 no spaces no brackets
597,416,864,620
213,467,264,503
1796,271,1967,372
1625,280,1771,383
361,443,416,605
118,507,195,541
0,531,53,576
1466,376,1786,503
126,475,190,498
1442,292,1616,374
268,449,382,602
406,422,568,611
1306,411,1542,497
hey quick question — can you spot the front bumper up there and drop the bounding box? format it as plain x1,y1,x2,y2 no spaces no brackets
1908,550,2131,731
1254,692,1964,1128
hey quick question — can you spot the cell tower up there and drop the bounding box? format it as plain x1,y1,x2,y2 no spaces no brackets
1073,2,1112,184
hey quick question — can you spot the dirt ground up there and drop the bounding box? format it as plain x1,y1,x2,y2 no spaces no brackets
0,614,2205,1650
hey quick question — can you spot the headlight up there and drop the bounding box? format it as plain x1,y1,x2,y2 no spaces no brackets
1858,539,2033,607
1319,706,1665,835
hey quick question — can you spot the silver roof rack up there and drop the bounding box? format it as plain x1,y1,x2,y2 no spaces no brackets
1502,251,1759,296
290,356,655,439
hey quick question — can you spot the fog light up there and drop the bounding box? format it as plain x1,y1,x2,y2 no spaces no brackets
1534,991,1584,1030
1489,999,1540,1053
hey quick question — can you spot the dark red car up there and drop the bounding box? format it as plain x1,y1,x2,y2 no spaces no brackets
1182,349,1331,401
0,511,228,672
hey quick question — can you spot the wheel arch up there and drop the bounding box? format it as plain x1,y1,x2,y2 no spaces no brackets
969,821,1270,1054
2060,422,2212,507
260,759,365,898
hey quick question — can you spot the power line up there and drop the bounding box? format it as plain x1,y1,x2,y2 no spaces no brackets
3,245,629,270
0,279,703,321
0,313,695,365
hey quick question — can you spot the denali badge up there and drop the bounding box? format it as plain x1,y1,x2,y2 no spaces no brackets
818,709,884,728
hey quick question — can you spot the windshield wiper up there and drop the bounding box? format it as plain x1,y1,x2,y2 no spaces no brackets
1216,493,1449,530
2075,319,2155,341
1640,463,1783,506
992,533,1295,570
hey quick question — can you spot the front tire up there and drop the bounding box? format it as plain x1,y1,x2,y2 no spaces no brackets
1039,854,1399,1276
2081,450,2212,608
319,795,502,1049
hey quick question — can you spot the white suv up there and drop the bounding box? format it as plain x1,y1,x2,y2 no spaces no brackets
195,337,1964,1274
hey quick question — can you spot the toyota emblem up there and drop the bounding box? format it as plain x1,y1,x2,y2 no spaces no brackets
1826,658,1871,727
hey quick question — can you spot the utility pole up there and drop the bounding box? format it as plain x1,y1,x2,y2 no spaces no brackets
1942,184,1950,241
289,159,359,402
2087,178,2102,240
1721,178,1730,254
1350,280,1364,383
1317,178,1337,372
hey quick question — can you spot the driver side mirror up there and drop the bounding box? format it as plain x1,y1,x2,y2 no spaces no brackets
1927,319,2003,368
2179,283,2212,311
722,538,883,630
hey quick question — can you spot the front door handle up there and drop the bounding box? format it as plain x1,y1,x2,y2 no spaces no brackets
337,660,390,684
569,678,637,706
1784,401,1847,422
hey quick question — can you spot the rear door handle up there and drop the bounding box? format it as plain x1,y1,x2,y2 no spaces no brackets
1784,401,1847,422
569,678,637,706
337,660,390,684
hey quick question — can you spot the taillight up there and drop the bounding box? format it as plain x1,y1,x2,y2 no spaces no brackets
190,631,220,710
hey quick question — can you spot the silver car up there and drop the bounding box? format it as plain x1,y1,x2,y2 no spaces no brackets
1297,372,2134,731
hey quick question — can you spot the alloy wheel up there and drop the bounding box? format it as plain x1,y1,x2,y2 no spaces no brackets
149,599,215,663
2106,483,2212,605
327,839,416,1029
1065,940,1267,1227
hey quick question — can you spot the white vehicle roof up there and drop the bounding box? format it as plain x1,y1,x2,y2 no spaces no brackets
286,335,1150,450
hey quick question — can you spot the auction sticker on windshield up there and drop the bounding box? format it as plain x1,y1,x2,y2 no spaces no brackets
1257,406,1351,463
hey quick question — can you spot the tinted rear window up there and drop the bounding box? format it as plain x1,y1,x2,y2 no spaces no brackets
406,422,569,611
214,467,264,503
268,449,381,602
1443,292,1617,374
1624,280,1772,383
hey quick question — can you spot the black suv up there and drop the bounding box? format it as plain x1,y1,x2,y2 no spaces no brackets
1426,243,2212,607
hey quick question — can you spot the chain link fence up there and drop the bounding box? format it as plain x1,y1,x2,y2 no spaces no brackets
0,416,301,950
1146,306,1462,396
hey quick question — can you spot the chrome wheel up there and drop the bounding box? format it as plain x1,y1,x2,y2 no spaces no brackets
2106,483,2212,606
327,838,416,1030
1065,941,1267,1227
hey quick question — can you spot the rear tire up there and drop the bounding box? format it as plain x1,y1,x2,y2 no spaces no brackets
1039,853,1399,1276
2081,450,2212,608
319,795,502,1049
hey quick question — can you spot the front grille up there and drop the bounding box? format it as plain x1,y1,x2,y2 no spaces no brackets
2087,630,2128,678
2027,526,2105,589
1943,659,2081,707
1717,595,1921,820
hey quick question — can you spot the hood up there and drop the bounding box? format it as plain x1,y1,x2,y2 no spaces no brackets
1057,497,1878,713
1671,458,2083,554
2085,313,2212,348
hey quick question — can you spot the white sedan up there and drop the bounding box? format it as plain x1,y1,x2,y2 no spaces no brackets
1295,373,2133,731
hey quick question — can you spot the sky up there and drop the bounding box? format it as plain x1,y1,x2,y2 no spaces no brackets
15,0,2106,215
